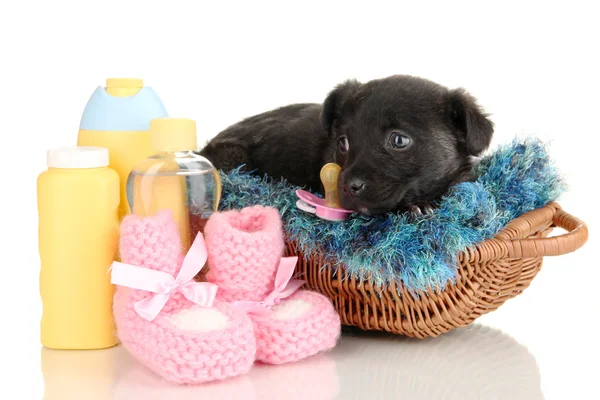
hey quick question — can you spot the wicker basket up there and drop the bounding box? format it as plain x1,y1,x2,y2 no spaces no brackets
285,202,588,338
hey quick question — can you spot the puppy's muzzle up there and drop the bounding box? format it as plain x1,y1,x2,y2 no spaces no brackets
343,179,366,197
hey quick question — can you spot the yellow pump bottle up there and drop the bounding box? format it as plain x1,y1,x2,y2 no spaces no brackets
77,78,168,220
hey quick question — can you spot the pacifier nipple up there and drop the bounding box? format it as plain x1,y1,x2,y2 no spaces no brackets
320,163,342,208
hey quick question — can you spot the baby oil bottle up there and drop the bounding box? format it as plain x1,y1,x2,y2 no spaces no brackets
126,118,221,253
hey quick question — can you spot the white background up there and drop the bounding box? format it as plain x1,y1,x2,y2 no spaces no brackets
1,1,598,399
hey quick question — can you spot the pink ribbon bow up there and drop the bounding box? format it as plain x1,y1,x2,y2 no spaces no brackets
110,233,218,321
232,256,305,314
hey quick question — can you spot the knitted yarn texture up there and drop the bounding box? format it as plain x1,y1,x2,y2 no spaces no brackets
113,210,256,384
204,206,341,364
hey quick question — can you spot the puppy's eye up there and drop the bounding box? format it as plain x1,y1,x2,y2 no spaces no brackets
390,132,411,149
338,136,349,152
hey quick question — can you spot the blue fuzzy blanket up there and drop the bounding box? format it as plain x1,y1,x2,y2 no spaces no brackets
217,138,565,292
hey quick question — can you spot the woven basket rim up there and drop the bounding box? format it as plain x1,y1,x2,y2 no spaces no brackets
287,202,588,337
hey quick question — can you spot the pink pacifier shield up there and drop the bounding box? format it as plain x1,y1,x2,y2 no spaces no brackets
295,190,354,222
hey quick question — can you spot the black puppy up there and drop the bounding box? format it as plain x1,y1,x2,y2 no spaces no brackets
200,75,494,215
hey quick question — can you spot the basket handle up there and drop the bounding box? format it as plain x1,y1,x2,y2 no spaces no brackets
502,206,588,258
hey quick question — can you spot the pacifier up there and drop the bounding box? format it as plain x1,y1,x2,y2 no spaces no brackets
296,163,355,222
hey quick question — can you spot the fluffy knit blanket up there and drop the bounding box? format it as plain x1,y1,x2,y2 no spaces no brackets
217,138,565,293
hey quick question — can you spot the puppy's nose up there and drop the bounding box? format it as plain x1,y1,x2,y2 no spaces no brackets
345,179,366,196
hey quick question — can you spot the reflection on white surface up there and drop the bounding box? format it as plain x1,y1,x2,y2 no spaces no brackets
112,352,339,400
336,324,542,400
41,324,541,400
41,345,124,400
113,362,256,399
246,354,339,400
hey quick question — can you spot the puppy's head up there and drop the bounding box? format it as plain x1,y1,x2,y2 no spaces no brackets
320,75,494,215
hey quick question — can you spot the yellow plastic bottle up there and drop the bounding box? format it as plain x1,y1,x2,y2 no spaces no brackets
127,118,221,253
77,78,168,220
38,147,120,349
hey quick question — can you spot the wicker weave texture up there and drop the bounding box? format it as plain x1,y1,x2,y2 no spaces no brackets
285,202,588,338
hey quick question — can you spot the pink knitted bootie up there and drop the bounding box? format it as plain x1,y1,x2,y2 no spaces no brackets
111,210,256,384
204,206,341,364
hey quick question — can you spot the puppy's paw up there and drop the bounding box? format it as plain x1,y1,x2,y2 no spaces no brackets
408,203,436,218
422,203,435,215
409,205,423,218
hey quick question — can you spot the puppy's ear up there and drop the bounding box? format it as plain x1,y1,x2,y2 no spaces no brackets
449,88,494,156
320,79,361,135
